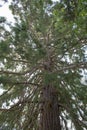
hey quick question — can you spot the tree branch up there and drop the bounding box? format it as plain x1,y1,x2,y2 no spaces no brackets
0,64,42,75
0,70,25,75
0,80,40,86
57,62,87,72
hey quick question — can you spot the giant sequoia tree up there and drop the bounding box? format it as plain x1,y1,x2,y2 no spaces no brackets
0,0,87,130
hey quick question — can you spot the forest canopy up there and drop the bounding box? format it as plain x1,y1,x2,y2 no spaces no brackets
0,0,87,130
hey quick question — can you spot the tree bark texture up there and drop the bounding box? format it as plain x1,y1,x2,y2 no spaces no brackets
39,85,61,130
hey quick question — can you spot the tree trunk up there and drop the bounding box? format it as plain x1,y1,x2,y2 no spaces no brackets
39,85,61,130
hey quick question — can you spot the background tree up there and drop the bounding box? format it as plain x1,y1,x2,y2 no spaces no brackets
0,0,87,130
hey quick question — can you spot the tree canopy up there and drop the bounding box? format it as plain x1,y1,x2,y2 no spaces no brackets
0,0,87,130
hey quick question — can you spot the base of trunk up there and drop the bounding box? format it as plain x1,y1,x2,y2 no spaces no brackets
39,85,61,130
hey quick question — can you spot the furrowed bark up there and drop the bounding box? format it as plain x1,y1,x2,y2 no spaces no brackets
39,85,61,130
39,58,61,130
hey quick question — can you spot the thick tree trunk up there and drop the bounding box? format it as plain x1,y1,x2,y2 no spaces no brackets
39,85,61,130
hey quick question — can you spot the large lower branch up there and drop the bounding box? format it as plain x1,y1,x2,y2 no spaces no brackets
0,70,25,75
57,61,87,72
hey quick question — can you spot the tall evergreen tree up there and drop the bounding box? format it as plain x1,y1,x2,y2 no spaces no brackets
0,0,87,130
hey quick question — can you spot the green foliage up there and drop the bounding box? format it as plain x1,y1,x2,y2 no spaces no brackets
0,0,87,130
0,17,6,23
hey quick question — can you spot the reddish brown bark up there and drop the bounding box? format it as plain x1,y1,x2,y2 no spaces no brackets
39,85,61,130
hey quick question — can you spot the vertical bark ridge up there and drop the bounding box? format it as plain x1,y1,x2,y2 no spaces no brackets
39,85,61,130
